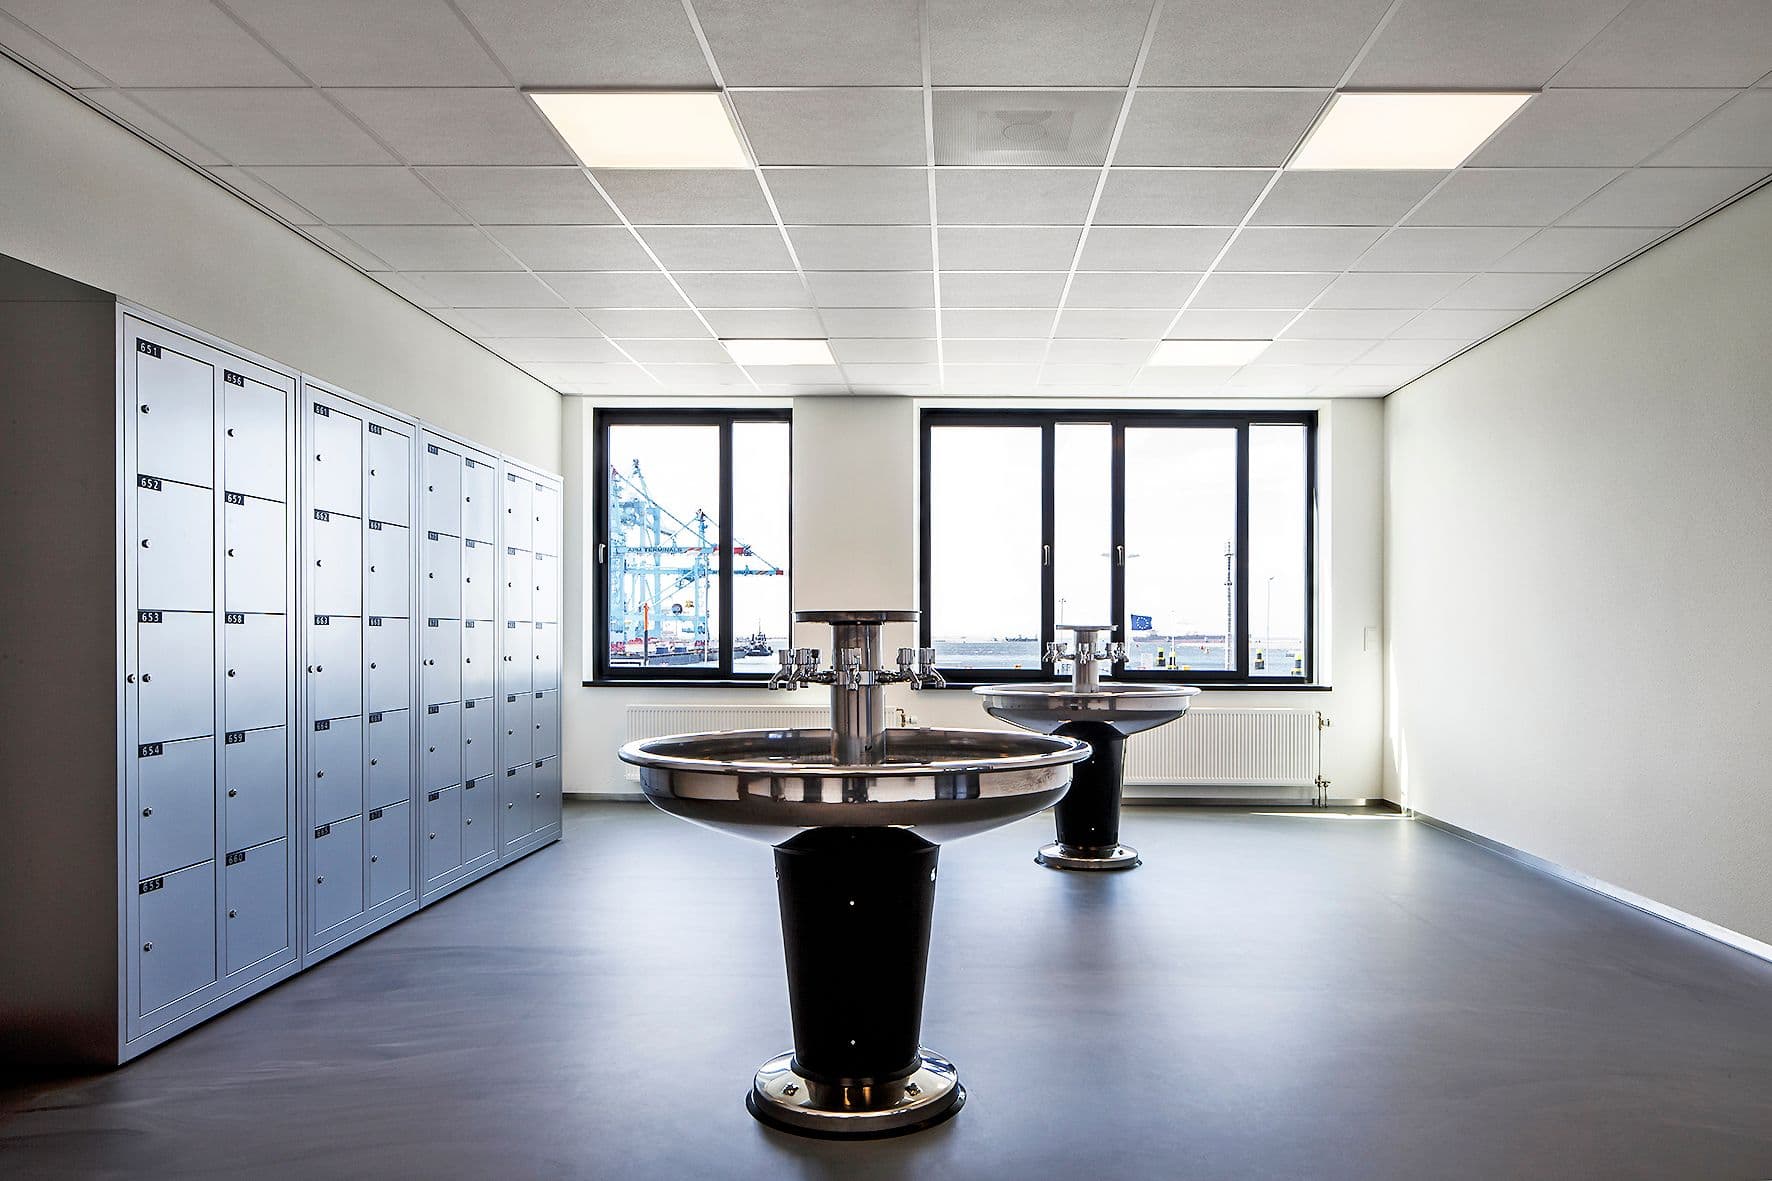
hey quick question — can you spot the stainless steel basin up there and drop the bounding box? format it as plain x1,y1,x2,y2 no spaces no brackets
974,682,1201,737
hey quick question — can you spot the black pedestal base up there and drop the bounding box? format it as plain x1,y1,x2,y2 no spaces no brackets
747,1049,965,1139
1043,723,1139,872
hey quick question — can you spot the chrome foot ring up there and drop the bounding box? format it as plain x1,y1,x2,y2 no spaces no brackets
747,1049,965,1139
1036,842,1141,871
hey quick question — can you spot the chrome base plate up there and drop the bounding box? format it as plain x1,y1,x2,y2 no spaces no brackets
747,1049,965,1139
1036,842,1141,871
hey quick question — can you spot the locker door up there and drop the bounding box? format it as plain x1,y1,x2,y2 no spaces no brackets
502,548,533,622
462,538,495,620
366,522,411,619
310,510,363,618
535,756,562,831
224,726,287,852
532,622,559,692
223,372,286,504
134,337,214,489
501,692,533,768
224,612,286,731
311,404,363,518
461,777,496,862
224,837,288,975
310,716,364,826
224,494,286,615
423,787,462,882
367,801,413,908
462,619,495,700
533,690,559,760
423,443,463,537
366,708,413,810
138,611,214,745
421,703,462,793
420,619,463,706
138,736,215,880
366,424,411,528
502,472,533,552
138,479,213,611
532,553,558,623
500,763,532,850
462,697,495,782
501,621,533,696
462,457,497,544
533,482,560,556
310,815,364,935
137,860,216,1016
365,618,411,714
305,617,362,722
422,533,462,619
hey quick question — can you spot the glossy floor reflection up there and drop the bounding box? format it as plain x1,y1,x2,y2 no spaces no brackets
5,802,1772,1179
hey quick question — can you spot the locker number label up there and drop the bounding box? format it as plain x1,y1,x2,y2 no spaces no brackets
226,612,246,625
139,876,165,894
138,610,163,624
368,711,383,723
369,808,383,820
136,339,161,358
225,491,246,506
138,742,163,759
428,791,441,802
369,616,383,627
427,704,440,715
314,719,331,732
427,531,439,541
314,823,332,839
226,849,246,865
224,371,245,387
226,730,246,745
368,422,383,435
368,520,383,531
313,403,331,417
314,614,331,626
136,474,162,491
464,619,476,629
314,509,330,522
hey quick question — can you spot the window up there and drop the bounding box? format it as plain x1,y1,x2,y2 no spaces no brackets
593,409,791,681
920,410,1316,684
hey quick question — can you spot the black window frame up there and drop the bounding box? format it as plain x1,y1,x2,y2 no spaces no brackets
592,407,793,685
919,408,1318,688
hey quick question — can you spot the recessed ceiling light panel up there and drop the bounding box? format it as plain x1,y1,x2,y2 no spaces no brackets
529,91,751,169
1288,92,1533,170
1148,340,1271,366
723,339,835,366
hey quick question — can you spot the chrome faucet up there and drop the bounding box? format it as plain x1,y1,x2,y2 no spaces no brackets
767,610,942,763
1046,624,1125,692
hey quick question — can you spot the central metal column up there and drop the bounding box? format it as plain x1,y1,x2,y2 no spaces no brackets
826,620,885,765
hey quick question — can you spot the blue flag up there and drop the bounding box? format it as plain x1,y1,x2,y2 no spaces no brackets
1130,614,1153,631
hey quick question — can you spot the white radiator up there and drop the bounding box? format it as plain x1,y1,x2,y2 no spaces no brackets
623,703,829,780
1123,707,1321,789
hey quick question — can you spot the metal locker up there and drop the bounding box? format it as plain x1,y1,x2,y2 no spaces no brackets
224,494,286,615
501,692,533,767
224,726,287,852
137,610,214,745
461,776,496,862
500,763,532,850
422,532,462,619
421,702,462,793
137,859,216,1018
532,553,558,624
422,786,462,882
310,814,364,935
305,615,362,722
366,708,413,810
462,538,495,620
366,522,411,619
133,335,214,489
224,838,288,975
310,403,363,518
502,472,533,552
420,618,463,706
533,482,560,556
137,478,214,612
366,423,411,528
309,716,364,827
462,697,495,782
502,547,533,622
367,801,413,908
533,690,559,760
365,618,411,715
224,612,286,731
532,622,559,692
462,618,495,700
309,510,363,618
462,457,497,544
222,372,286,505
534,757,562,831
137,735,215,880
501,621,533,696
423,443,463,537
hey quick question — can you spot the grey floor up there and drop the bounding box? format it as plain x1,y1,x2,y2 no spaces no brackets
5,802,1772,1180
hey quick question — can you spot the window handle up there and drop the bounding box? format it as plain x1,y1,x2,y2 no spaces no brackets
1116,545,1125,566
597,542,606,564
1041,544,1050,567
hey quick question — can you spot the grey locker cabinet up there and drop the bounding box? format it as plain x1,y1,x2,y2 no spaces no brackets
137,736,216,881
499,459,564,853
500,763,533,851
225,727,288,852
534,691,560,761
366,709,414,810
367,802,413,908
224,612,287,731
365,618,412,714
461,777,497,864
136,861,218,1024
222,369,287,504
224,838,290,976
421,702,463,795
462,697,496,782
366,521,411,619
422,442,463,538
462,618,495,700
501,692,533,768
420,618,464,707
138,478,214,611
306,615,363,722
462,456,497,544
309,815,365,938
366,423,411,527
136,610,215,745
533,622,560,692
422,787,463,884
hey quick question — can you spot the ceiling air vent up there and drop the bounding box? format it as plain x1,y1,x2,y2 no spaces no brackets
933,89,1121,166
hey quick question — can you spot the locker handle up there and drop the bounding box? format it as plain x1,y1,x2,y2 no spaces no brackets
228,909,236,918
369,662,377,670
141,673,153,683
227,548,235,557
141,539,150,548
316,771,324,780
316,876,324,884
143,942,152,952
226,428,235,438
141,807,152,817
429,832,436,839
428,746,436,753
127,673,136,684
370,758,378,766
228,789,238,797
140,404,150,414
227,669,236,677
370,855,378,863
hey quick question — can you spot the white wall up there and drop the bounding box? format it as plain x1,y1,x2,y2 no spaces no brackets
1385,182,1772,944
0,55,559,469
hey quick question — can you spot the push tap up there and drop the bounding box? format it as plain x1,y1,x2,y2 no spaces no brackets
771,611,944,763
1050,624,1123,692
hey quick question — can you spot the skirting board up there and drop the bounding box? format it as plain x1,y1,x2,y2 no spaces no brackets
1414,811,1772,968
570,792,1379,807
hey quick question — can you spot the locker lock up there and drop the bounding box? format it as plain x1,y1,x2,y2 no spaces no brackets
141,673,152,683
316,876,324,884
141,807,152,817
465,818,472,826
370,662,378,669
142,942,152,952
228,788,238,797
227,548,235,557
429,832,436,840
141,539,150,548
227,669,236,677
370,758,378,766
228,909,237,918
316,770,325,780
226,428,235,437
507,802,513,809
428,746,436,754
370,855,378,863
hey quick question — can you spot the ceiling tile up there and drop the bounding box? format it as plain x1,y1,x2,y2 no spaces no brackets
1356,338,1466,366
1559,168,1765,227
925,0,1153,85
1491,226,1665,271
1116,90,1328,167
789,225,933,270
1349,0,1633,88
744,364,846,384
125,88,394,165
1217,226,1383,271
830,339,940,363
415,167,616,224
524,361,653,390
579,308,712,337
330,88,575,165
1093,169,1272,226
1053,309,1172,338
1282,309,1416,339
843,362,942,385
251,166,465,223
1077,226,1234,271
750,384,852,396
614,339,735,363
1,0,304,85
534,271,684,307
403,272,565,308
451,0,714,87
1650,92,1772,166
367,272,442,306
942,362,1043,385
456,307,601,336
805,270,934,307
1043,339,1156,364
83,91,226,165
633,226,793,271
940,272,1070,307
699,308,826,336
1325,363,1424,389
1390,308,1523,338
207,168,322,223
1313,272,1469,309
1226,364,1346,390
1141,0,1391,85
1435,272,1584,309
1038,363,1142,385
594,170,775,225
943,309,1056,337
1174,308,1298,338
1405,168,1620,226
943,340,1047,363
485,337,626,363
647,362,755,386
1470,89,1732,167
487,225,656,270
1065,271,1199,308
934,169,1100,225
1132,366,1240,388
695,0,920,85
336,225,516,270
0,9,105,87
1352,227,1535,272
301,226,392,271
226,0,506,85
1255,338,1375,364
733,89,926,165
1250,170,1448,226
672,271,811,308
1554,0,1772,87
931,89,1123,166
938,226,1081,271
764,167,930,224
1190,271,1336,308
817,308,937,337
